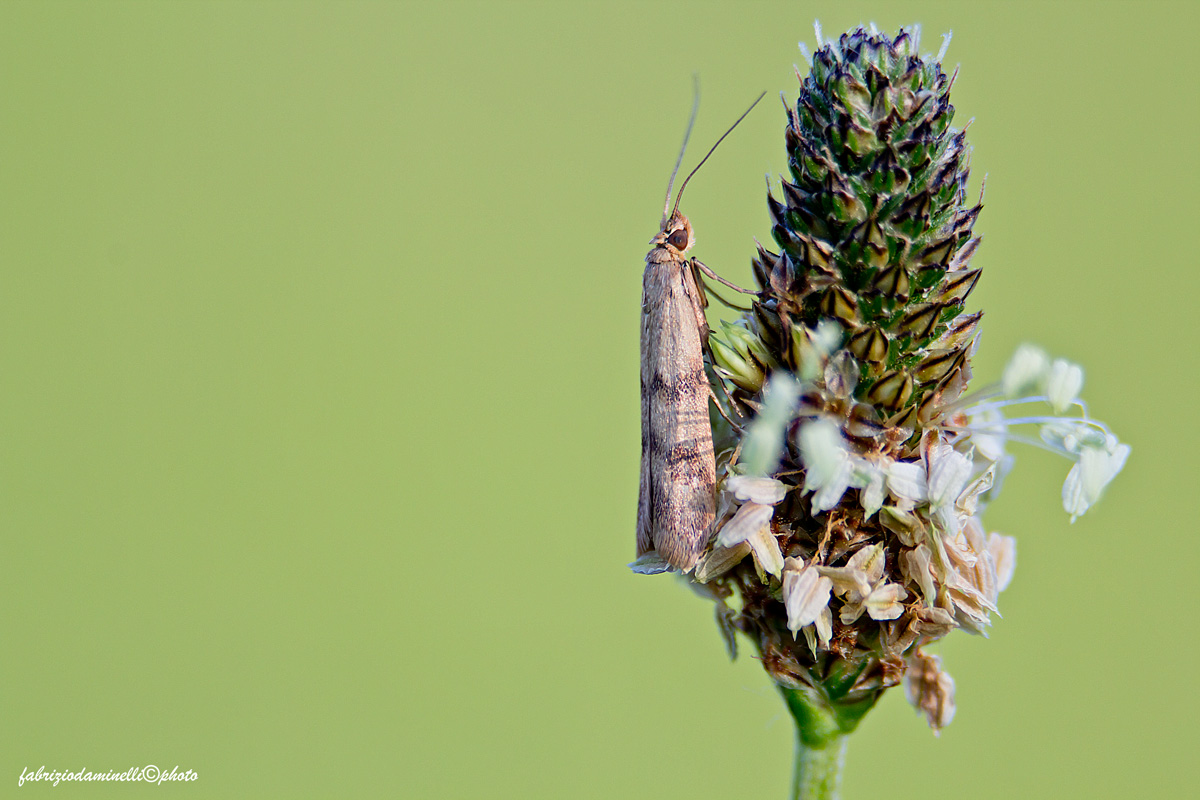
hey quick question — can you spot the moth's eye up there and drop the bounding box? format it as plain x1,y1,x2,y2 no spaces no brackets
667,229,689,250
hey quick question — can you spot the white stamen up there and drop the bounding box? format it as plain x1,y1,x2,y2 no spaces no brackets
937,31,953,63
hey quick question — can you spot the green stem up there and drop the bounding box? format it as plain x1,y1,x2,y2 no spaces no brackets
780,684,877,800
791,732,847,800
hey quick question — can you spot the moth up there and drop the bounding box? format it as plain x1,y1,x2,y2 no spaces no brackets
636,92,764,573
638,204,714,572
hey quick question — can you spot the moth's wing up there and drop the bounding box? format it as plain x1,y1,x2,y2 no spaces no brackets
636,264,655,559
643,259,717,571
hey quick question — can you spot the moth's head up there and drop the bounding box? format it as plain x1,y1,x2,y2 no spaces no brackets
651,210,694,255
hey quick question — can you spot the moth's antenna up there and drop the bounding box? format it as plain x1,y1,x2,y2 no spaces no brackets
671,91,767,220
662,75,701,229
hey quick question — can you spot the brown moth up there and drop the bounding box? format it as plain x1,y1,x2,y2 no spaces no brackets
636,92,764,573
637,206,715,572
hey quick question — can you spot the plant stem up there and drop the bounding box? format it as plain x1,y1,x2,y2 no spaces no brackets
780,684,874,800
791,732,847,800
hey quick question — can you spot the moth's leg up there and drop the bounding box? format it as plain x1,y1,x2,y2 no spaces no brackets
702,337,748,433
697,273,753,311
683,260,711,341
693,258,759,295
684,260,748,433
707,379,745,433
678,259,743,434
726,438,745,471
688,261,710,311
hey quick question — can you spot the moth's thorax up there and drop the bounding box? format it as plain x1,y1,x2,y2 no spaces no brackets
646,247,689,267
648,210,694,263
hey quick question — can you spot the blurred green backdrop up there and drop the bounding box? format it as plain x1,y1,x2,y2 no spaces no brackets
2,1,1196,797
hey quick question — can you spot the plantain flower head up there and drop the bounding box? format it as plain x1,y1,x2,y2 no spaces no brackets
643,24,1129,734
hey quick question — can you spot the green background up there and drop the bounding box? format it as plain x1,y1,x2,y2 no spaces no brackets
2,1,1196,797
